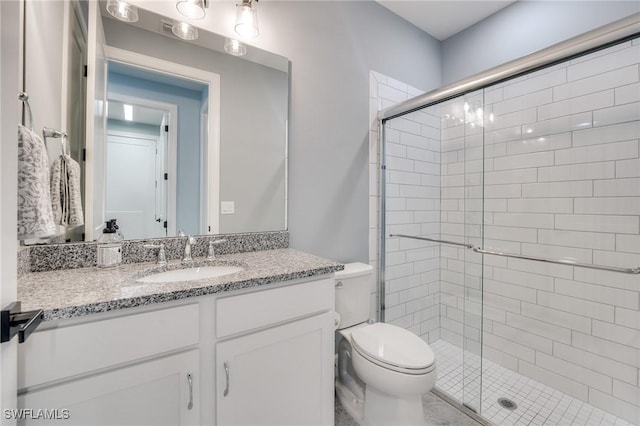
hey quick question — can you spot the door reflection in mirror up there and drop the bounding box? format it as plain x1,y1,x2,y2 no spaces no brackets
106,62,208,239
106,102,169,239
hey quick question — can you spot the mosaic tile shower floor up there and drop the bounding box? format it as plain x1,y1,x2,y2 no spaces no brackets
432,340,635,426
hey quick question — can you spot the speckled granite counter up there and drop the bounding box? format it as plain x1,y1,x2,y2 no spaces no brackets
19,249,343,321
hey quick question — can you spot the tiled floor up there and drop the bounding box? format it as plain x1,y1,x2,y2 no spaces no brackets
335,390,482,426
432,340,635,426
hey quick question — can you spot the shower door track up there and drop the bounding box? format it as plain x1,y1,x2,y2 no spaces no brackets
389,234,640,275
378,13,640,122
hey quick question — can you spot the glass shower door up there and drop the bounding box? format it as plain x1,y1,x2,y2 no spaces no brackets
439,89,485,414
380,87,486,415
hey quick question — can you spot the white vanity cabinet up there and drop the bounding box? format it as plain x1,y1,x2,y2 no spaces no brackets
215,278,335,426
17,303,201,426
16,274,335,426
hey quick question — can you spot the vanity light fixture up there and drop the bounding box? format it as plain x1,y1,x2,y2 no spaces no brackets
224,38,247,57
234,0,259,39
106,0,139,23
176,0,207,20
172,21,199,41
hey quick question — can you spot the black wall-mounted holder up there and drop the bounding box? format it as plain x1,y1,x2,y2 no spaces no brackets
1,302,44,343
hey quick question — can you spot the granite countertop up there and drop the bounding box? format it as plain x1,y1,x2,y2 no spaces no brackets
19,249,344,321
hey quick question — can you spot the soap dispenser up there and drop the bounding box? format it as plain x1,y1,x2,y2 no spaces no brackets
97,219,123,267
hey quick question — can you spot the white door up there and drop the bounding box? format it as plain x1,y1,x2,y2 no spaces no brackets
84,0,108,241
1,0,21,423
216,312,334,426
105,132,165,239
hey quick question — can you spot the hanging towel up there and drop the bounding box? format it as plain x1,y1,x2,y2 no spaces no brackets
17,124,57,239
51,154,84,227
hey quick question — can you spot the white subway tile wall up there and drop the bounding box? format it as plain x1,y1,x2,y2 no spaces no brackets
369,70,441,340
370,38,639,425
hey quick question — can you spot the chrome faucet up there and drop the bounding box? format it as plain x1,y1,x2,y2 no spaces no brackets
183,235,196,262
207,239,227,260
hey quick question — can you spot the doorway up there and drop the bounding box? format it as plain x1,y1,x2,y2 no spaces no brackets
105,57,212,238
105,97,177,239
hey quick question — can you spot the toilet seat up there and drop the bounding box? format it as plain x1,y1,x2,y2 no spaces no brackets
350,323,435,375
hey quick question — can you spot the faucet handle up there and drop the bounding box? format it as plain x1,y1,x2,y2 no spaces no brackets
178,229,186,237
207,241,215,260
182,236,195,262
143,243,167,265
157,244,167,264
206,239,227,260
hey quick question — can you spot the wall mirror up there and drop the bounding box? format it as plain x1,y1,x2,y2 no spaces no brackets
21,0,289,243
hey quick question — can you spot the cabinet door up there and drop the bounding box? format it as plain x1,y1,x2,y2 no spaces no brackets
216,312,334,426
18,350,199,426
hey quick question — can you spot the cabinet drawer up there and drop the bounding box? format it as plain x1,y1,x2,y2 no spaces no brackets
216,277,334,338
19,303,199,390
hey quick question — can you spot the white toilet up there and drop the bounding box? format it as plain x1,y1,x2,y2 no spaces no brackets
335,262,436,426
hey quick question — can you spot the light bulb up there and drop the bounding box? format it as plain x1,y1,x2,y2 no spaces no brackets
176,0,206,20
234,1,259,38
224,39,247,56
106,0,138,22
172,22,198,41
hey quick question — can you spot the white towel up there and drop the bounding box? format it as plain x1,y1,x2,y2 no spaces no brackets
51,154,84,227
17,124,57,239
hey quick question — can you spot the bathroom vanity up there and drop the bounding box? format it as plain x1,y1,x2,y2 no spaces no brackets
17,247,341,426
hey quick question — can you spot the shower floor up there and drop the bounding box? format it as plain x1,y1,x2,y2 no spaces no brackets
432,340,634,426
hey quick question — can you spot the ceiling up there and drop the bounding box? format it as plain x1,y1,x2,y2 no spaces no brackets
108,100,165,126
377,0,517,41
109,61,208,93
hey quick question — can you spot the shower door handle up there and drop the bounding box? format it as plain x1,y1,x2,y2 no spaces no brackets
391,234,640,274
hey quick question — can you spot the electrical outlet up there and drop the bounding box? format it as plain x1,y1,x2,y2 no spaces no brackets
221,201,235,214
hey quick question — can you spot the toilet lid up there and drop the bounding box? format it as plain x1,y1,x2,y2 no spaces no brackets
350,323,435,370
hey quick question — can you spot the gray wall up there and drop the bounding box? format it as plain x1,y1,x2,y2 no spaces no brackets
255,1,442,262
107,1,442,261
217,56,288,234
104,18,288,235
441,1,640,84
24,0,65,155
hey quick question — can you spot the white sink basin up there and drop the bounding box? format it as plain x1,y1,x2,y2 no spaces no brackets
137,265,244,283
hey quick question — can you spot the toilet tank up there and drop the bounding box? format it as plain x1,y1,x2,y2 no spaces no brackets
335,262,374,329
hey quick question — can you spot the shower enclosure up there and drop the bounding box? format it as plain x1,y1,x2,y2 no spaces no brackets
377,14,639,426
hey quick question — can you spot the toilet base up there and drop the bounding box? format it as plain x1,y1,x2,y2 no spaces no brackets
364,387,427,426
335,380,364,422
